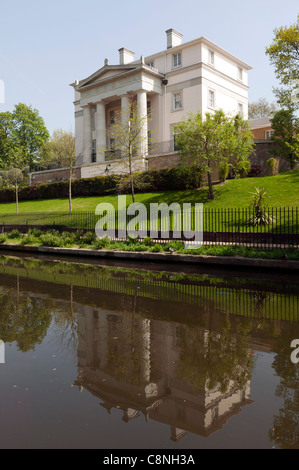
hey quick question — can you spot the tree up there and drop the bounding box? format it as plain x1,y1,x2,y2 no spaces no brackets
9,103,49,167
106,104,150,204
39,129,76,213
248,98,278,119
266,15,299,111
270,108,299,169
0,112,14,168
174,110,254,199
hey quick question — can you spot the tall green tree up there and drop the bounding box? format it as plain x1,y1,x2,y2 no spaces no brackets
266,15,299,110
270,108,299,169
4,103,49,167
174,110,254,199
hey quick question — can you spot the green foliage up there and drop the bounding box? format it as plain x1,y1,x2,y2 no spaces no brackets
80,231,97,245
266,15,299,111
0,103,49,169
219,161,230,182
174,110,254,199
7,229,20,239
0,166,204,203
270,108,299,169
266,157,279,176
265,15,299,87
247,187,275,226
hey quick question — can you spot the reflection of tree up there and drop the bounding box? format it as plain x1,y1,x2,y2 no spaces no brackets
176,324,254,394
0,292,52,352
269,327,299,449
52,281,78,356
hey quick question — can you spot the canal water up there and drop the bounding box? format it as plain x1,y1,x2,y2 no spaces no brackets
0,252,298,449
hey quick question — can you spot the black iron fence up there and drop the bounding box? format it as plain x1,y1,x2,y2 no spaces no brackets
0,207,298,249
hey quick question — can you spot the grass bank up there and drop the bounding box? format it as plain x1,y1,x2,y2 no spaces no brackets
0,169,298,215
0,228,298,260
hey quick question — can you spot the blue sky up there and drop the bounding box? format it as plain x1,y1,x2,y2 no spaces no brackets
0,0,298,134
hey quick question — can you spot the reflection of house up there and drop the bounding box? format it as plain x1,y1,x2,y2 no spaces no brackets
249,117,274,141
75,305,252,441
70,28,251,177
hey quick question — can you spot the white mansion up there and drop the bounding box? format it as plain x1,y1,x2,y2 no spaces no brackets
70,29,251,176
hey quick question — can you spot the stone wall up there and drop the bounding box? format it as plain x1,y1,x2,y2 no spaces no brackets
81,157,145,179
30,166,81,185
28,141,291,186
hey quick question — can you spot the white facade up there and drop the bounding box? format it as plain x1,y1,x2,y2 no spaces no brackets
71,29,252,167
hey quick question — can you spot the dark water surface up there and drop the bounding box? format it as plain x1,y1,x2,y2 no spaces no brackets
0,252,298,449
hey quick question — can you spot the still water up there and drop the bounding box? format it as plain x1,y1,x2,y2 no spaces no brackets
0,252,298,449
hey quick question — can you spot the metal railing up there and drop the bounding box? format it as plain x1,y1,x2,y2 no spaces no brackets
0,207,298,249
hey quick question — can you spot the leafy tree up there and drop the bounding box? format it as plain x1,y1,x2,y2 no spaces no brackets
39,129,76,213
174,110,254,199
0,112,14,168
106,104,151,204
266,15,299,111
10,103,49,167
270,108,299,169
248,97,278,119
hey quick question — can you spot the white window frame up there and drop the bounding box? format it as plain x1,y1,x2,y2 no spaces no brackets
238,102,243,115
173,91,183,111
208,50,215,65
146,61,154,68
173,52,182,68
265,130,274,140
208,89,215,109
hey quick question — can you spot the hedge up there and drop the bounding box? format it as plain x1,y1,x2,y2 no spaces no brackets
0,166,204,203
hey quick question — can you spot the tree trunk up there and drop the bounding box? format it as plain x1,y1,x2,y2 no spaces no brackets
207,171,215,199
129,149,135,205
16,186,19,215
69,168,72,214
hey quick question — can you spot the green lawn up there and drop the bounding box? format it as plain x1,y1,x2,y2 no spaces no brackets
0,170,298,232
0,169,298,215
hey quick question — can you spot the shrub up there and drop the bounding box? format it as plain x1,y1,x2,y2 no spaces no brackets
7,229,20,239
219,162,230,182
0,166,204,203
80,231,97,245
266,157,279,176
0,234,7,243
247,163,262,177
39,233,63,247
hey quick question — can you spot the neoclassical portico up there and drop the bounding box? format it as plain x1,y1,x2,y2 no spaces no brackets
72,58,164,166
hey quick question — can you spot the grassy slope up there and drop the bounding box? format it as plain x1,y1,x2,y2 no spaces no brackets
0,169,298,214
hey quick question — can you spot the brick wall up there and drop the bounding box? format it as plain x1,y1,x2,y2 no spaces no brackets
251,126,273,140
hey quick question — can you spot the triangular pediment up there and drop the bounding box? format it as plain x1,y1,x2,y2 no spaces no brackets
78,64,141,89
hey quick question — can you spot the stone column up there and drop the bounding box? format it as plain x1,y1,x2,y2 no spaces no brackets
96,101,106,162
121,94,131,158
121,94,131,128
137,90,148,156
83,105,92,164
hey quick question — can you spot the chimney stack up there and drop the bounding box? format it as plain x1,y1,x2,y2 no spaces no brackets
166,29,183,49
118,47,135,65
